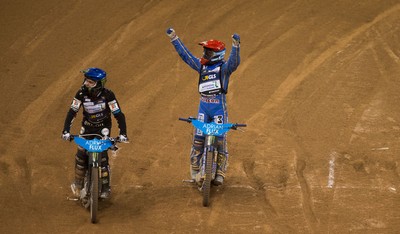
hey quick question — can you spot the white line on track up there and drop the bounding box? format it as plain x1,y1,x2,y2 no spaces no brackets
327,151,337,188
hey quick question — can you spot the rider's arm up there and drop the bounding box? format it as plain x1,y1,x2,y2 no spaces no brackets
105,90,127,135
219,42,240,94
171,38,202,73
62,90,83,132
63,109,76,133
114,112,127,135
225,43,240,74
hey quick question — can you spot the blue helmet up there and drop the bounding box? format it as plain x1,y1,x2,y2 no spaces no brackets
82,67,106,80
81,67,107,96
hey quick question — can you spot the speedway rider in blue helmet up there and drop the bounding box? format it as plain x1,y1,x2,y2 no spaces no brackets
61,67,129,199
166,28,241,185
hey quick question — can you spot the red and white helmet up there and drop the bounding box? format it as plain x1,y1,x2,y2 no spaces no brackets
198,39,226,65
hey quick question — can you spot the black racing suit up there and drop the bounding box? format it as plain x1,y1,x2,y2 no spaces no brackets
63,86,127,191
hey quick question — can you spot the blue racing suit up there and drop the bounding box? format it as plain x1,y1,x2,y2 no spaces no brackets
170,37,240,178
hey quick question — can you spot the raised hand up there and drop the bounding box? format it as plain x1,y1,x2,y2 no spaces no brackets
166,27,177,40
232,33,240,46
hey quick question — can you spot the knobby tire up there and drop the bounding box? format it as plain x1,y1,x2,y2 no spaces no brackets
203,150,213,207
90,167,99,223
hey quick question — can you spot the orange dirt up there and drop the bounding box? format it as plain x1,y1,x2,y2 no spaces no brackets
1,0,400,233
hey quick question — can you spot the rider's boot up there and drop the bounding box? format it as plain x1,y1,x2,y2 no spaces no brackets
190,165,199,181
214,175,224,186
214,151,228,186
100,166,111,199
71,179,83,197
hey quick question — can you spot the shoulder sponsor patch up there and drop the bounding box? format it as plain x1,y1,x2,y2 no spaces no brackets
108,100,120,113
71,98,81,111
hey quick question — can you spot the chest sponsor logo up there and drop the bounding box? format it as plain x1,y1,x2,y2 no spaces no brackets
83,102,106,114
90,113,104,119
202,74,217,81
199,80,221,93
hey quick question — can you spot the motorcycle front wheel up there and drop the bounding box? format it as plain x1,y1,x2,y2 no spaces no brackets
90,167,99,223
202,150,213,207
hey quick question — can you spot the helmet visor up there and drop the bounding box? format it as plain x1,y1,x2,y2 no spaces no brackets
84,78,97,88
203,48,216,60
202,48,225,62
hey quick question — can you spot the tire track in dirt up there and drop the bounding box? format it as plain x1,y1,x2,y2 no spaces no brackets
328,91,398,231
206,186,287,233
228,1,309,101
13,1,165,132
0,2,81,184
1,3,162,191
349,48,393,145
239,4,400,232
4,1,400,232
324,27,400,231
220,4,317,230
293,150,319,232
373,28,400,64
240,159,297,233
247,3,400,130
5,2,77,57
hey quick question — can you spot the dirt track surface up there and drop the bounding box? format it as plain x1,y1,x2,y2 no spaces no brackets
2,0,400,233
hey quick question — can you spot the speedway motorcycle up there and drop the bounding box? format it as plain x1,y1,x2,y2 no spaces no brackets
179,117,246,207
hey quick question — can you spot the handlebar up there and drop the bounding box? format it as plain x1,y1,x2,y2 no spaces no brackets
178,117,197,123
232,123,247,129
178,117,247,130
70,134,121,143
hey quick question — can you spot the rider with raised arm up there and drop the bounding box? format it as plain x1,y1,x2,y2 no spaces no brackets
166,28,241,185
61,67,129,199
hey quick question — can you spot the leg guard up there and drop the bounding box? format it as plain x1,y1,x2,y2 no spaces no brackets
100,151,111,198
190,138,204,180
100,166,111,197
190,138,204,171
101,166,110,188
216,137,228,178
74,148,88,188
